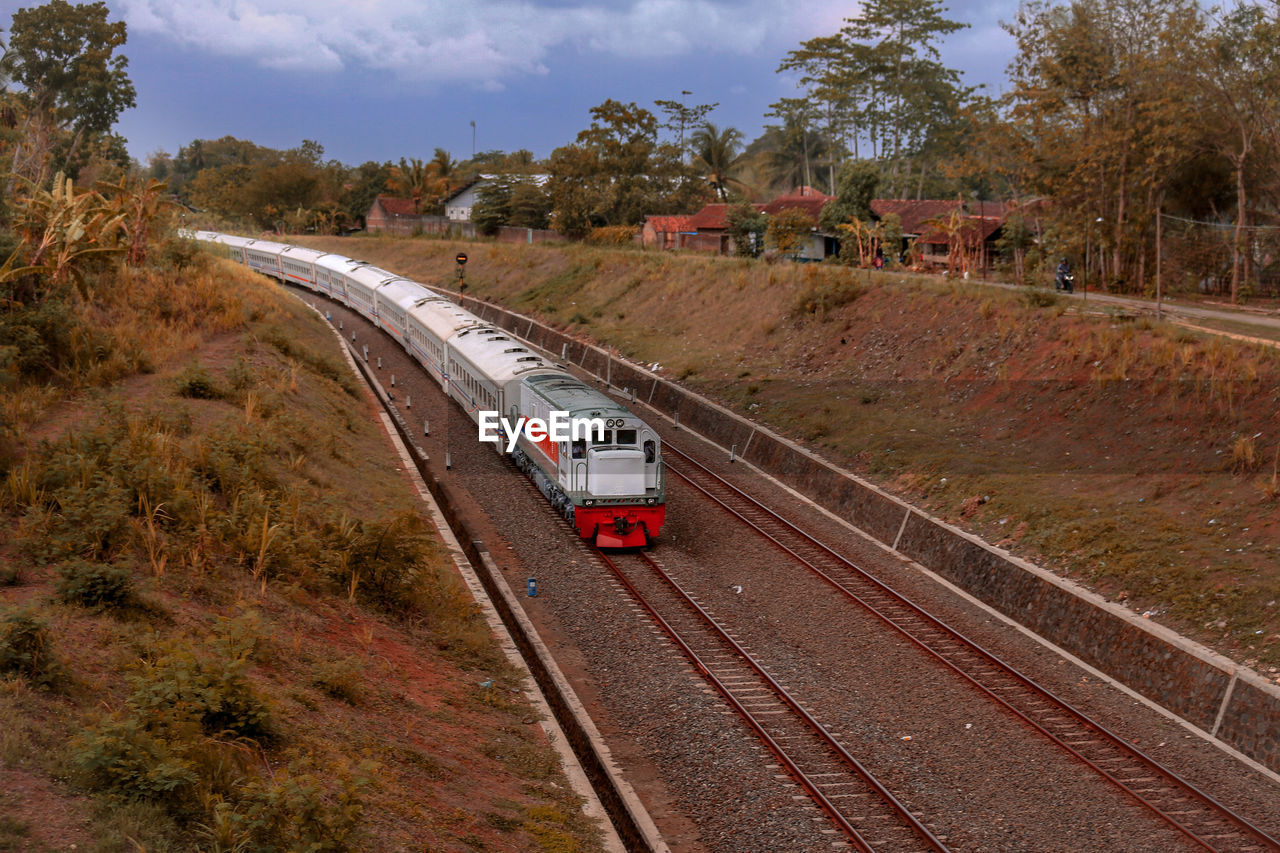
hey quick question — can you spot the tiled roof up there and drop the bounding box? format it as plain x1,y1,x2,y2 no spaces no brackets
688,204,728,231
870,199,965,234
645,215,695,233
915,216,1003,246
374,195,418,216
763,187,834,220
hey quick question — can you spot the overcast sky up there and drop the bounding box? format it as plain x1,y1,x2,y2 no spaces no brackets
33,0,1021,166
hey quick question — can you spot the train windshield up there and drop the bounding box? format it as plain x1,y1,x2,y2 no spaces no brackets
594,430,612,445
617,429,637,445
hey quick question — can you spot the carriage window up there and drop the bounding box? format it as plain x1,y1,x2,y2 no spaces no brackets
571,439,586,459
644,440,656,463
594,430,612,445
617,429,637,445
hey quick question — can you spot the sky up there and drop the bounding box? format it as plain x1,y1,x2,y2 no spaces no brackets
15,0,1022,167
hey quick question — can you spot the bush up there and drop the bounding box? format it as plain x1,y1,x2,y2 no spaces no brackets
57,560,136,609
0,610,60,688
326,513,435,614
128,643,272,741
586,225,638,246
175,365,223,400
73,714,200,803
311,658,364,705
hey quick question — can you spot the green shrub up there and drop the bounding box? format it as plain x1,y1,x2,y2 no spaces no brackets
175,365,223,400
56,560,136,609
325,513,434,614
791,276,864,317
72,714,200,803
1021,287,1059,309
311,657,364,705
128,643,272,741
0,610,60,688
39,478,131,561
240,762,372,851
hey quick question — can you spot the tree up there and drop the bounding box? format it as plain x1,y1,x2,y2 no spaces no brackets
1195,4,1280,302
766,207,816,258
725,203,768,257
819,159,880,233
690,123,747,201
341,160,392,224
778,33,865,185
546,99,706,236
386,157,433,212
7,0,136,181
1001,0,1205,292
425,147,458,210
471,176,516,236
654,96,718,158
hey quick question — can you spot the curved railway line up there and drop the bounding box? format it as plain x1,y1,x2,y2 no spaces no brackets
288,282,1279,851
658,441,1280,853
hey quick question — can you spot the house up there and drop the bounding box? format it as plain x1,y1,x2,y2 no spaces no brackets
870,199,1007,269
681,188,836,259
443,177,489,221
366,195,427,235
683,203,766,254
763,187,836,260
641,215,695,250
443,174,549,222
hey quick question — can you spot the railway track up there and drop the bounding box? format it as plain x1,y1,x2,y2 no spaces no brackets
590,546,951,853
661,441,1280,853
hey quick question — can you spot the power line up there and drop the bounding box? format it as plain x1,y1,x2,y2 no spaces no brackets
1162,213,1280,232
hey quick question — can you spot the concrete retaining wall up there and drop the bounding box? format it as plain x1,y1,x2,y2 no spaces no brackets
459,292,1280,775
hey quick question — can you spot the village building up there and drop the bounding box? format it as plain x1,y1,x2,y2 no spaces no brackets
365,195,426,235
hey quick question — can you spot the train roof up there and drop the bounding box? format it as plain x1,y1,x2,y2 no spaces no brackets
377,278,435,311
450,324,563,384
344,261,408,290
522,373,636,419
408,298,482,341
279,245,338,265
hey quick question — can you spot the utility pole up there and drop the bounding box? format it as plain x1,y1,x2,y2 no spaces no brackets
680,90,691,157
470,120,476,159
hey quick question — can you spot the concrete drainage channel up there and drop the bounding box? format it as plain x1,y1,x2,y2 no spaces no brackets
444,290,1280,779
306,298,668,853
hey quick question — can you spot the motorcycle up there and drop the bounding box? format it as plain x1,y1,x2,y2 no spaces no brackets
1055,271,1075,293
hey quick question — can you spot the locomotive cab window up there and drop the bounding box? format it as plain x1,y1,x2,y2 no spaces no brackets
617,429,637,445
644,440,656,463
594,430,612,446
571,439,586,459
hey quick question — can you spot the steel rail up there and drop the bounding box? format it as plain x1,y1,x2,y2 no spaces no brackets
592,547,950,853
662,441,1279,853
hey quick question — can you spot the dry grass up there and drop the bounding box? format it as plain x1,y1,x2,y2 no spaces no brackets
0,244,607,852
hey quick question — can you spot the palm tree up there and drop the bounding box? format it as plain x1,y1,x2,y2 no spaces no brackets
690,123,747,201
426,147,457,204
386,157,432,212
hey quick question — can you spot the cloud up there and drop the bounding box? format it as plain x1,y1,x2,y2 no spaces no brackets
116,0,840,86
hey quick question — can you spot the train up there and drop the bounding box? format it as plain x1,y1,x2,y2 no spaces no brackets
190,231,666,548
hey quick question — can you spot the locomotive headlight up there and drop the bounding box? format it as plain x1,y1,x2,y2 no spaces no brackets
646,498,656,505
584,499,595,507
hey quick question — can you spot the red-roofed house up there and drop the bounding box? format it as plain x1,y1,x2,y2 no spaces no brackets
366,195,425,234
641,215,696,250
763,187,836,259
871,199,1010,269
